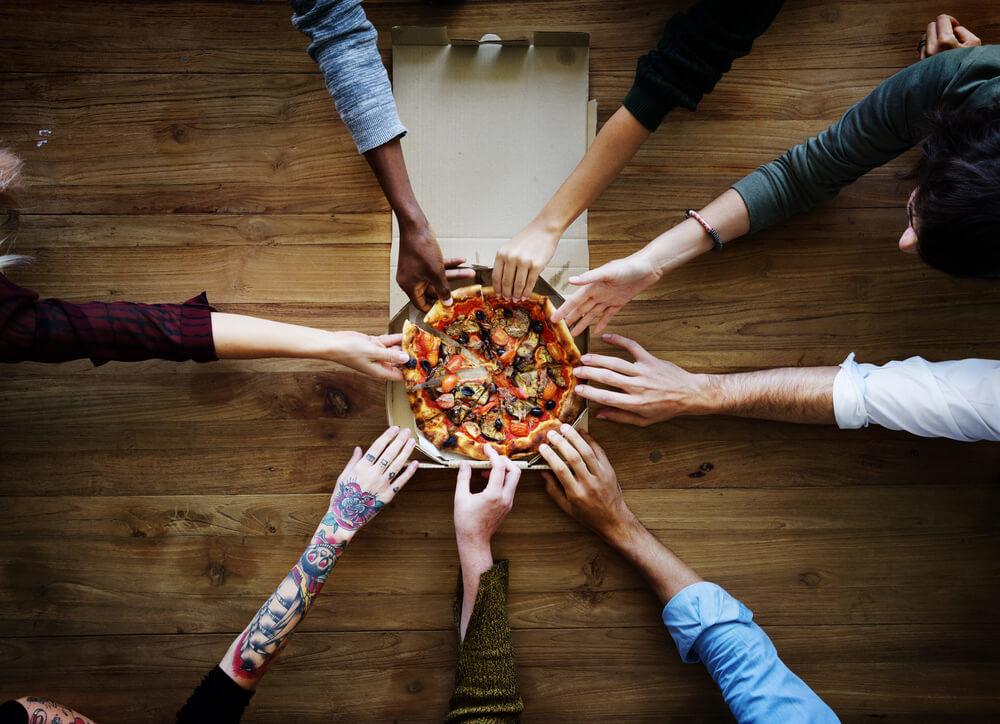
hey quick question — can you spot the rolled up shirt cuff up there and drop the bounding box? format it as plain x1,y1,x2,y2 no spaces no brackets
832,352,868,430
344,103,408,154
662,581,752,664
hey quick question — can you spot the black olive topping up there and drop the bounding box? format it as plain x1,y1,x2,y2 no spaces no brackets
495,346,506,355
461,386,475,397
544,399,556,411
439,343,446,360
503,308,513,318
530,320,544,333
494,418,504,431
405,356,417,369
443,435,458,448
475,310,486,321
457,331,469,345
530,406,543,417
420,359,432,373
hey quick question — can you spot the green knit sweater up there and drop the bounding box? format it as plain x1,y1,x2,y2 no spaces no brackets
446,561,523,723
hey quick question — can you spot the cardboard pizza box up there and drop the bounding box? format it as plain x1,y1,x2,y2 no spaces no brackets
385,27,595,468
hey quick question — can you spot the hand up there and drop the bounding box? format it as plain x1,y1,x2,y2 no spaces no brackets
324,427,419,539
539,425,635,539
575,333,710,426
494,222,561,300
454,446,521,555
397,218,476,311
552,251,662,336
920,15,981,58
325,331,411,381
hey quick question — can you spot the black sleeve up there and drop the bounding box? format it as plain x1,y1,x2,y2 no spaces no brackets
0,701,27,724
624,0,784,131
176,666,255,724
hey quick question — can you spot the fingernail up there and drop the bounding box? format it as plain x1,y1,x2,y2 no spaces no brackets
575,384,585,393
546,430,558,441
602,334,612,341
561,423,573,433
396,352,410,363
443,297,454,306
539,443,551,453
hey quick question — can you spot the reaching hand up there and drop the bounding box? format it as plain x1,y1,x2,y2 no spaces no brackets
494,223,561,299
920,14,981,59
552,252,661,336
454,446,521,552
325,331,411,381
538,425,635,539
397,218,476,311
574,333,709,426
325,427,419,538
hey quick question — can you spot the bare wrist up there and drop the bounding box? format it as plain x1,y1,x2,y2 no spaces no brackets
680,373,720,416
457,535,494,574
396,206,428,234
644,220,714,273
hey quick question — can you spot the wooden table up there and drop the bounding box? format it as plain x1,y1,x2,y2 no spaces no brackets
1,1,999,720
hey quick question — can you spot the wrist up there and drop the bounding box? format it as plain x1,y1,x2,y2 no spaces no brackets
318,510,357,544
457,533,494,573
530,210,569,242
395,205,429,235
643,219,714,274
677,372,720,416
601,510,651,556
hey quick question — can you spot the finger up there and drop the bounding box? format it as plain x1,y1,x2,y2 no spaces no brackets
446,267,477,280
375,342,412,366
431,277,454,307
383,436,417,487
573,365,634,391
497,255,515,299
578,353,636,376
567,267,603,286
511,263,531,301
936,14,957,47
551,293,579,323
574,383,637,408
412,283,430,313
570,305,604,336
593,306,620,336
455,461,472,499
366,363,405,382
579,430,611,470
377,428,412,477
542,471,573,516
926,20,939,55
594,406,648,426
444,257,467,268
954,25,980,45
544,429,590,481
342,446,363,477
563,296,598,330
363,427,401,467
602,333,651,362
383,460,419,503
501,456,522,504
538,442,576,490
484,445,506,495
557,423,599,477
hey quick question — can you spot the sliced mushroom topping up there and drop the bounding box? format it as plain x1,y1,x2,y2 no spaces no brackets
463,421,482,439
505,309,531,338
435,393,456,410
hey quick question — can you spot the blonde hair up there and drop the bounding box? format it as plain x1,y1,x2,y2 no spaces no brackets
0,148,29,272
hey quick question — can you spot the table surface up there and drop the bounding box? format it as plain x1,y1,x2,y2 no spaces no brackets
1,1,999,721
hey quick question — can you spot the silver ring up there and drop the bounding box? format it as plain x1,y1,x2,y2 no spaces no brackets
378,458,390,468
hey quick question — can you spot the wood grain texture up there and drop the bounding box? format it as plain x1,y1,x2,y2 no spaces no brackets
1,0,999,721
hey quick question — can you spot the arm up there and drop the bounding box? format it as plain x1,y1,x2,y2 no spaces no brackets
539,428,838,724
2,698,95,724
494,0,784,299
178,427,418,722
575,333,836,426
446,449,524,723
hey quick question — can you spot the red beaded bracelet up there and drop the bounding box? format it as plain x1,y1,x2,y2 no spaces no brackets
685,209,724,252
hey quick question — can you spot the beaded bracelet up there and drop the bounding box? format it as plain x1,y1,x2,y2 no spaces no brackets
685,209,724,252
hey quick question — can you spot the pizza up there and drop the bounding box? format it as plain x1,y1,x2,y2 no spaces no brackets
401,285,584,460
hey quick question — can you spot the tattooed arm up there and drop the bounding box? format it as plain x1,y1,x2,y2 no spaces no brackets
177,427,418,722
1,697,94,724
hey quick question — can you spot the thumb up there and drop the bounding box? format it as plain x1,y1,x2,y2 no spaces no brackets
455,462,472,500
376,343,411,365
542,471,572,516
568,267,606,286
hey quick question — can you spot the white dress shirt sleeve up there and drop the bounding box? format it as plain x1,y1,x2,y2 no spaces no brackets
832,353,1000,442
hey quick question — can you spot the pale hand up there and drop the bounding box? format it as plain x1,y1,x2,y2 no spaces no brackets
553,252,661,336
575,334,709,426
454,446,521,551
921,14,981,59
493,223,561,300
325,427,419,537
538,424,635,539
325,331,411,381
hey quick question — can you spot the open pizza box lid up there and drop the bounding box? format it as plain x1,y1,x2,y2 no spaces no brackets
387,28,595,468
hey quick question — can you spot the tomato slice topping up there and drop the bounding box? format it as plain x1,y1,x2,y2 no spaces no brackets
445,354,465,372
508,420,529,437
499,347,517,366
426,344,440,367
545,342,564,362
473,398,499,415
542,380,558,401
511,386,530,400
440,374,459,393
491,328,510,346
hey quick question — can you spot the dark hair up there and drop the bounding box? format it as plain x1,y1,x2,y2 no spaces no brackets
906,102,1000,279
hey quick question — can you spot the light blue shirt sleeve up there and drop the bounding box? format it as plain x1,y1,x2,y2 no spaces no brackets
289,0,407,154
663,581,839,724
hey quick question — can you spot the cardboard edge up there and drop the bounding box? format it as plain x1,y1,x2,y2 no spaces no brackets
392,26,450,46
393,27,591,48
587,98,598,148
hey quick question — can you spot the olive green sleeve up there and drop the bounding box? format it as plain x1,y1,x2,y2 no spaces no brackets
445,560,524,723
731,45,1000,233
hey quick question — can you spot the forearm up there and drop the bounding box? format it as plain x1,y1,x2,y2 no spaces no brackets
531,107,649,237
211,312,339,361
365,138,425,229
605,515,701,606
220,516,350,689
458,541,494,640
641,189,751,275
696,366,838,424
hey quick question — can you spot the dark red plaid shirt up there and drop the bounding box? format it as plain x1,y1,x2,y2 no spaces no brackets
0,274,217,365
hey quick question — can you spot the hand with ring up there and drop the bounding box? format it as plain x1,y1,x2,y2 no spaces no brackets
324,427,419,537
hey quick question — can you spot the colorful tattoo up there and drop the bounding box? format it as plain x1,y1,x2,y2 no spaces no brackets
329,479,384,531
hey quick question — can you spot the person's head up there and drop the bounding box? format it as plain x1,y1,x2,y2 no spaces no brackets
900,102,1000,279
0,148,28,273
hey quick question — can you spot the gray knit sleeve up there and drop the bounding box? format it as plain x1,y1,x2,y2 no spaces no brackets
289,0,407,154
